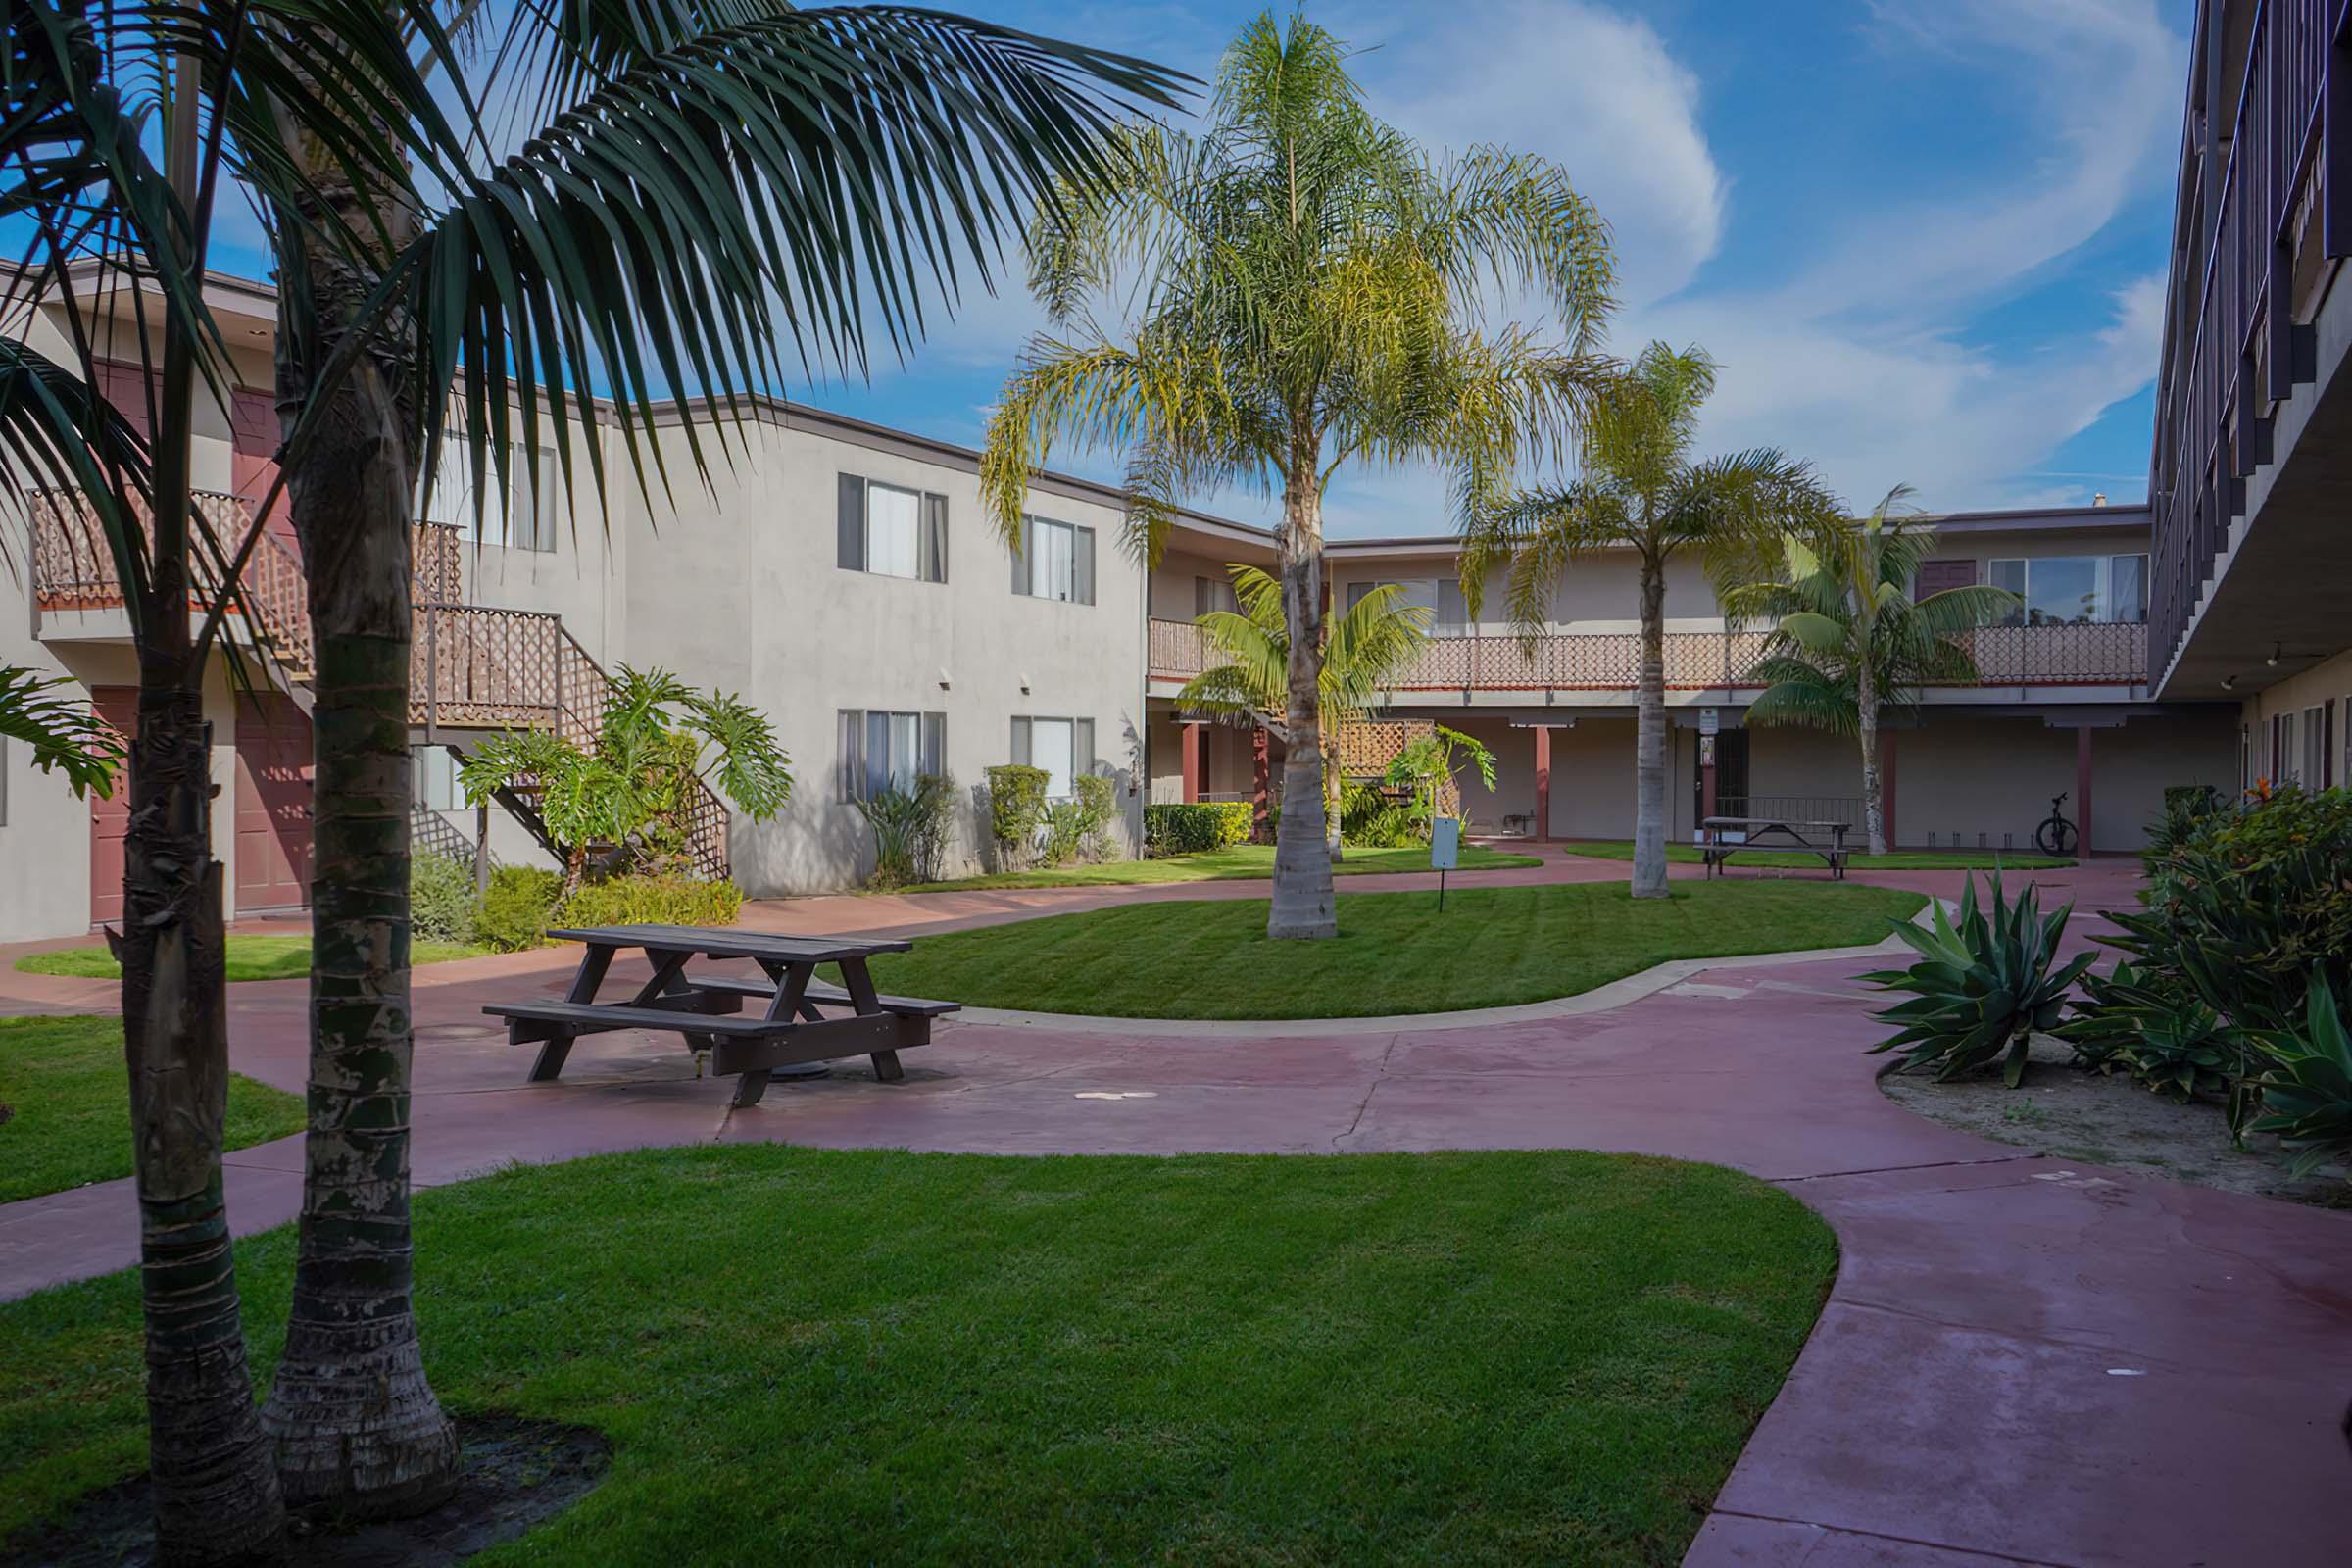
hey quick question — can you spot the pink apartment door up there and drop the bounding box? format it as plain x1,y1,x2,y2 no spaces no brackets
87,687,137,926
233,692,313,913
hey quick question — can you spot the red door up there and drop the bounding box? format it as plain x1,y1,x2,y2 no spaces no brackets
233,693,313,913
88,688,137,927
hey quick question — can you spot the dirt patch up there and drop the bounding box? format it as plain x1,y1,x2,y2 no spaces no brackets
1882,1035,2351,1210
3,1414,609,1567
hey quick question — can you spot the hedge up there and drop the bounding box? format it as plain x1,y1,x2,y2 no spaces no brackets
1145,802,1251,857
556,874,745,932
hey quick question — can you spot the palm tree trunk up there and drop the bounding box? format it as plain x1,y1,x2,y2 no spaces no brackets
121,690,290,1565
1632,554,1670,899
259,218,458,1510
1268,455,1337,940
1857,659,1886,856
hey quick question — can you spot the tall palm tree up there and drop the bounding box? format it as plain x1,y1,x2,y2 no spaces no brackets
1725,488,2019,855
6,0,1181,1553
1463,343,1835,899
982,9,1613,940
1176,566,1432,859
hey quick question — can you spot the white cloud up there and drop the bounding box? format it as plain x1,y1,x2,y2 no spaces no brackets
1348,0,1727,308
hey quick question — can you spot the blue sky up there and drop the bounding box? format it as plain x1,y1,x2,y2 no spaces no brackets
785,0,2195,536
184,0,2194,539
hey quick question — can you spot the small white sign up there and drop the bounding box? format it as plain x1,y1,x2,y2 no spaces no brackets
1699,707,1720,736
1430,816,1461,870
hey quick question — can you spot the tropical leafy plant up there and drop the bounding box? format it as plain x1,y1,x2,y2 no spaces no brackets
1383,724,1498,834
1862,872,2095,1087
984,10,1613,938
1724,488,2019,855
1041,799,1091,867
1072,772,1119,861
2250,975,2352,1180
1464,344,1838,898
1178,565,1433,860
460,667,789,892
0,667,124,799
856,774,957,888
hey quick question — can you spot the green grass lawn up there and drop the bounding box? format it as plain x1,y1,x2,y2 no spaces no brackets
864,878,1924,1019
0,1145,1836,1563
903,841,1542,893
15,934,487,983
0,1016,306,1204
1559,840,2073,871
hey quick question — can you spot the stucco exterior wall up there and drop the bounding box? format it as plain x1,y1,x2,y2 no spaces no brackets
619,417,1148,893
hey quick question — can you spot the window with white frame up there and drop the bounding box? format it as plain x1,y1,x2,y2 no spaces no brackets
1984,555,2150,626
838,709,944,799
1012,515,1094,604
1194,575,1239,616
1347,576,1465,634
1011,714,1094,801
2279,710,2299,785
2304,706,2325,789
837,474,947,582
416,435,557,552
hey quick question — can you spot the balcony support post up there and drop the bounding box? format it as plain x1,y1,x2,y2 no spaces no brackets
1181,720,1207,805
2076,727,2095,859
1251,724,1272,842
1533,722,1553,843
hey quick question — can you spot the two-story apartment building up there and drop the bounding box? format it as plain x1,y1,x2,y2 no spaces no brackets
1147,507,2237,853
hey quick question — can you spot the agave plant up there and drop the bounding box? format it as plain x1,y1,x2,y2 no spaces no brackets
2250,977,2352,1181
2057,959,2259,1135
1861,871,2095,1087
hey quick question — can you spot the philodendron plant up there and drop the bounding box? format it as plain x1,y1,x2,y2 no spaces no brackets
1861,870,2095,1087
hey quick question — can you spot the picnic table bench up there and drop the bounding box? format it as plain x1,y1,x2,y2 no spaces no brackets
483,924,959,1108
1699,815,1853,880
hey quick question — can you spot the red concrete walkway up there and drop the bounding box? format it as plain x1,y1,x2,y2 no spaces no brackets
3,853,2346,1565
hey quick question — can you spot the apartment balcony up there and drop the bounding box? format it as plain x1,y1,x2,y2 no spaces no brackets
2146,0,2352,693
1147,618,2148,698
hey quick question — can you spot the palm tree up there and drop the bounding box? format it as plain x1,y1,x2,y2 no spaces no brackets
1177,566,1432,860
982,10,1613,940
6,0,1181,1551
1725,488,2019,855
1463,343,1836,899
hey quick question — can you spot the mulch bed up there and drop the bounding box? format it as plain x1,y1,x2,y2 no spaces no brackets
2,1414,609,1566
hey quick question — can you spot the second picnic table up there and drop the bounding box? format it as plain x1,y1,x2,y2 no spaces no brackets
1699,815,1853,879
483,923,959,1107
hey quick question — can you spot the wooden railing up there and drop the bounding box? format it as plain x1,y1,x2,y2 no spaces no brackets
2148,0,2341,683
1148,618,2150,693
31,487,731,878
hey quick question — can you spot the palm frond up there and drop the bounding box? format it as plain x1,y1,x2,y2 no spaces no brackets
0,664,123,797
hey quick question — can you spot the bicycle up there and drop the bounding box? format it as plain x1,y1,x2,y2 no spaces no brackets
2034,792,2078,857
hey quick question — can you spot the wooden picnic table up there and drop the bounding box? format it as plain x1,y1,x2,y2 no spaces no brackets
1699,815,1852,879
482,924,958,1108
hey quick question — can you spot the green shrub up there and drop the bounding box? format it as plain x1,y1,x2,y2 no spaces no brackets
1144,802,1250,857
411,852,478,945
554,874,744,931
475,865,563,952
856,773,956,888
985,764,1050,867
1073,773,1118,861
2119,784,2352,1033
1862,871,2093,1087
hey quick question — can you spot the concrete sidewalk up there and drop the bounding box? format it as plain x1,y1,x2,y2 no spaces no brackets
2,855,2343,1565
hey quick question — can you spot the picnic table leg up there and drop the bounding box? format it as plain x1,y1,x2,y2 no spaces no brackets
526,944,616,1083
728,1064,772,1109
839,958,908,1083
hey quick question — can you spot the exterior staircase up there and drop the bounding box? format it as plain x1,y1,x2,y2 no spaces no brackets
29,491,732,880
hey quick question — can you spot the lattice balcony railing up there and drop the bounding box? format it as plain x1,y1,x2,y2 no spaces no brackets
1148,619,2148,693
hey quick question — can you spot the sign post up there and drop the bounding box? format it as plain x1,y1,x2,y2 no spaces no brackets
1431,815,1460,911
